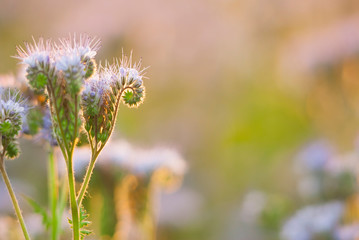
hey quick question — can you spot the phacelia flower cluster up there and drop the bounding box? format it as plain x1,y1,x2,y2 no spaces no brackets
16,34,147,161
0,89,28,159
14,34,148,240
16,34,101,152
16,34,100,94
55,35,101,93
16,38,54,91
82,53,146,154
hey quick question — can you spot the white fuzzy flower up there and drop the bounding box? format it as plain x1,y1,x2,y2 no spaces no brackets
115,50,148,83
16,37,53,68
0,89,27,122
55,52,86,81
119,67,127,77
128,68,139,79
55,53,82,72
57,34,101,60
23,52,50,68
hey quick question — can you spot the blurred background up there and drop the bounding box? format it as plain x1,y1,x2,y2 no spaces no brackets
1,0,359,239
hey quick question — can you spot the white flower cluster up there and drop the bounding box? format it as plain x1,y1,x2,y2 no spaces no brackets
281,201,344,240
82,55,146,118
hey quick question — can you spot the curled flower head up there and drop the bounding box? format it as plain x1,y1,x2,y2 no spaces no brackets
53,34,101,94
16,34,101,94
0,88,28,159
16,38,55,91
82,69,114,145
16,34,101,151
82,52,147,155
114,51,147,108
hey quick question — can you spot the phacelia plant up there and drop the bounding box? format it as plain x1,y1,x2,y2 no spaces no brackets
12,34,147,240
0,89,30,239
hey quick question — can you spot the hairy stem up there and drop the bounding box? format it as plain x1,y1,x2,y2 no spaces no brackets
66,153,80,240
76,152,98,206
0,159,31,240
77,87,135,209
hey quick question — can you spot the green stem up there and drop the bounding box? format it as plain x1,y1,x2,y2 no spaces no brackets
76,87,130,206
76,152,98,206
48,147,59,240
66,154,80,240
0,160,31,240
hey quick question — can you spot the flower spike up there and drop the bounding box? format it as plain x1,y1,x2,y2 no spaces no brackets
0,88,28,159
82,52,147,154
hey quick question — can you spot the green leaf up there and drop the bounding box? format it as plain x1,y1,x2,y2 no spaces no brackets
68,206,92,239
80,206,92,239
23,195,51,229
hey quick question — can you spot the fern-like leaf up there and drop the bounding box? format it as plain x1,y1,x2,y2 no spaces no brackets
69,206,92,239
23,195,51,229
